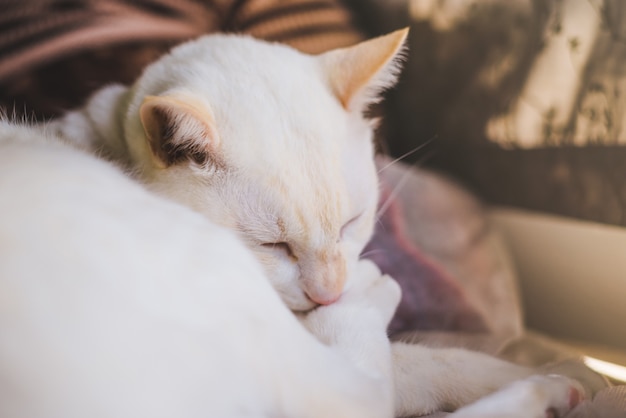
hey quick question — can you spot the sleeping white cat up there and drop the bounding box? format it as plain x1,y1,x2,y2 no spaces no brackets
53,29,396,310
0,122,401,417
0,30,586,417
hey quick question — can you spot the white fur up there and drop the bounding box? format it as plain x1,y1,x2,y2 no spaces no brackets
53,34,382,310
450,375,584,418
0,122,398,418
6,33,586,417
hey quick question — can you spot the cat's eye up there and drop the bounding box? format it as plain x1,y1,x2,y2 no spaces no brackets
339,213,362,240
261,242,295,258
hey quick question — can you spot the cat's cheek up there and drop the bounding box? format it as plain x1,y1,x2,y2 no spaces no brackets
251,251,313,310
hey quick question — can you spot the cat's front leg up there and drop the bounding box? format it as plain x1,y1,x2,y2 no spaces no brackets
448,374,585,418
391,343,597,417
392,343,537,416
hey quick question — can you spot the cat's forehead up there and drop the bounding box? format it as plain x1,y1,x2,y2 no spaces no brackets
136,34,379,223
140,35,345,149
143,35,325,98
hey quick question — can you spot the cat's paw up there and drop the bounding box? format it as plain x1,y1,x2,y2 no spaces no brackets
340,260,401,326
510,375,585,418
300,260,400,338
452,374,585,418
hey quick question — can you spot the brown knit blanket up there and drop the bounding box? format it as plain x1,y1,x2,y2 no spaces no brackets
0,0,361,119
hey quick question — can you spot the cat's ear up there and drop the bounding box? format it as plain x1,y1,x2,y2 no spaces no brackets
318,28,408,112
139,94,220,168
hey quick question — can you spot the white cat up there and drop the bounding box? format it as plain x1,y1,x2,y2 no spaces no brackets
0,122,399,418
0,30,585,417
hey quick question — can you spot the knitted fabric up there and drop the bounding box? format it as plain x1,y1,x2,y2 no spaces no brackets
0,0,363,118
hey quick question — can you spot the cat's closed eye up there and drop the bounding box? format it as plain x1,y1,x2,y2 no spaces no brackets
261,242,295,259
339,213,362,241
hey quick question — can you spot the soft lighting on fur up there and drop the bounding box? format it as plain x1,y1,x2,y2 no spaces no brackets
583,356,626,383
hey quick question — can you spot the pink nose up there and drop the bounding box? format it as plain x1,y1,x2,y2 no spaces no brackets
302,251,346,306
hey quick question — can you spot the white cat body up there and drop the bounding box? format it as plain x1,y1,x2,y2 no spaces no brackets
0,123,397,418
2,31,587,417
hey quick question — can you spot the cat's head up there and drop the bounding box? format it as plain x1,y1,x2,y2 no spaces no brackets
122,30,407,310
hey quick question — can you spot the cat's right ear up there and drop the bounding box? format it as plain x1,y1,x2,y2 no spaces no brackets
318,28,408,113
139,95,221,168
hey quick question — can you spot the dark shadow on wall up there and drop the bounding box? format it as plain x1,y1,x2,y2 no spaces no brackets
342,0,626,227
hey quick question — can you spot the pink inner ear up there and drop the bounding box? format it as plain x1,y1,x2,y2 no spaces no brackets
140,95,220,168
321,28,408,111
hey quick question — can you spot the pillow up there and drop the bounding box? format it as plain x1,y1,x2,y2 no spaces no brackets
369,156,522,336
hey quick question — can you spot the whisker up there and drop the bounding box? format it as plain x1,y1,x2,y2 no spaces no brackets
375,212,388,233
406,148,436,169
377,134,437,174
376,148,436,220
360,249,388,258
376,168,413,219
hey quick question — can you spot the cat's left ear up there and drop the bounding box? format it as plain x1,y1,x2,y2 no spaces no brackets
318,28,408,113
139,94,220,168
